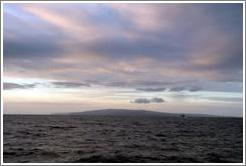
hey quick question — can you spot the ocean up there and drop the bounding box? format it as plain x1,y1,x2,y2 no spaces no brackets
3,115,243,163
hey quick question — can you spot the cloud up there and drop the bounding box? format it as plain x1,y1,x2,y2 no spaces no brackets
169,85,202,92
4,81,90,90
131,97,165,104
136,85,202,92
3,6,64,60
136,87,166,92
131,98,151,104
51,81,90,88
81,36,185,61
4,37,62,59
188,86,202,92
110,4,183,32
16,4,96,43
3,3,243,95
204,96,243,103
151,97,165,103
4,82,36,90
100,80,171,88
169,86,186,92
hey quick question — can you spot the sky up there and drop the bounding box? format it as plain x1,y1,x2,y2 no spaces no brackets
2,3,244,116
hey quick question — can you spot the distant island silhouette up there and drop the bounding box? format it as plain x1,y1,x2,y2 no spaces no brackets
63,109,220,118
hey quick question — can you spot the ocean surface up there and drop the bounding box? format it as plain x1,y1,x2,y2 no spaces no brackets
3,115,243,163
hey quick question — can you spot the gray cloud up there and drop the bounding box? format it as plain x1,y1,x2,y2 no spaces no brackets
4,82,36,90
169,85,202,92
4,81,90,90
131,98,151,104
51,81,90,88
204,96,243,103
136,87,166,92
3,9,64,60
131,97,165,104
4,36,62,60
92,80,172,88
82,36,186,61
169,87,186,92
3,3,243,96
151,97,165,103
188,86,202,92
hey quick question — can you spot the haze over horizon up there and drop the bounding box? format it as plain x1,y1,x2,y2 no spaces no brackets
3,3,243,117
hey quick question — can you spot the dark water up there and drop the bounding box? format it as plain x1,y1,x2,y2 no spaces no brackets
3,115,243,163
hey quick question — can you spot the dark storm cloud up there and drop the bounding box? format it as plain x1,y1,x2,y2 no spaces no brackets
51,82,90,88
131,97,165,104
136,87,166,92
4,82,36,90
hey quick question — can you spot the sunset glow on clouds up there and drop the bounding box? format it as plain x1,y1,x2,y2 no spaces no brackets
3,3,243,116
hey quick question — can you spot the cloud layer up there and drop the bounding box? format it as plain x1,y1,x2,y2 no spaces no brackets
2,3,243,116
3,3,243,88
